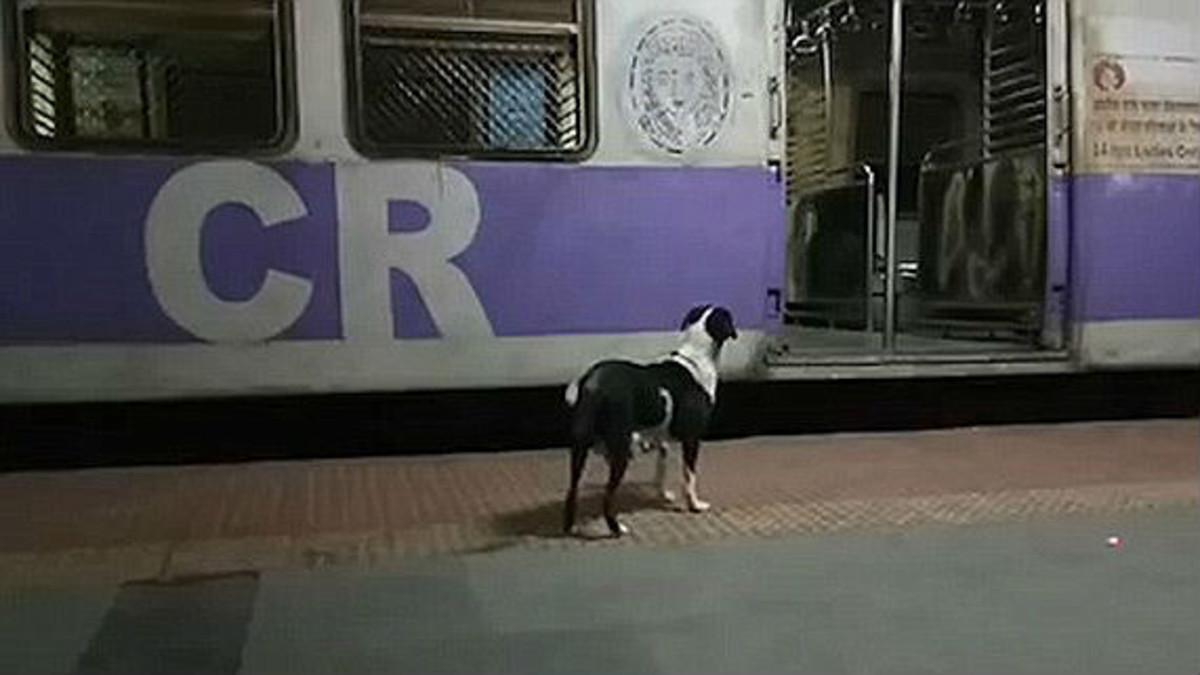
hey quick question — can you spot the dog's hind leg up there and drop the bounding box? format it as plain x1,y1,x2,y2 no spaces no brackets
562,442,588,535
602,437,631,537
654,442,676,504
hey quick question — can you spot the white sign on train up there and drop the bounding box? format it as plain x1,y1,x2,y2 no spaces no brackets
1081,18,1200,174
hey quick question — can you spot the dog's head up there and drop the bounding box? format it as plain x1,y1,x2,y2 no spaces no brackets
680,305,738,355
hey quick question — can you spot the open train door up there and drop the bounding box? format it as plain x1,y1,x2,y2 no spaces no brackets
774,0,1072,367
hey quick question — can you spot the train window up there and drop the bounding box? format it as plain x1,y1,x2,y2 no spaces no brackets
346,0,593,159
5,0,294,153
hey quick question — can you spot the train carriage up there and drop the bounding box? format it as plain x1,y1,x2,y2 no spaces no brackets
0,0,1196,404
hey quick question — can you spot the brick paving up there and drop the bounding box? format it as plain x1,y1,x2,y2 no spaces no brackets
1,419,1195,586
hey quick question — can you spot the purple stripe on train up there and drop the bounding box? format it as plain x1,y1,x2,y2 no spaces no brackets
1071,174,1200,322
1,155,1193,346
0,157,783,344
457,164,782,336
0,157,340,343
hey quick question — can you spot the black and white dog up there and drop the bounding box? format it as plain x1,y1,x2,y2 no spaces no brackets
562,305,737,537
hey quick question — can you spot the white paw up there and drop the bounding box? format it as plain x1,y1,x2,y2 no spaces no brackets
660,489,677,504
687,498,711,513
618,522,631,535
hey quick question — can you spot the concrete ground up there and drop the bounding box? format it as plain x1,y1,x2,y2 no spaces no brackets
0,419,1197,673
4,507,1199,674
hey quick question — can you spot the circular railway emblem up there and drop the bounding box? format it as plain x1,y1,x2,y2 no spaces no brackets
627,17,732,154
1092,58,1127,93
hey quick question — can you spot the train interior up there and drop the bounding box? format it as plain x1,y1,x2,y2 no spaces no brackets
776,0,1053,359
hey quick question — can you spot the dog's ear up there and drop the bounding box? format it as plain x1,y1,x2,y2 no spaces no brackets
705,307,738,343
680,305,712,331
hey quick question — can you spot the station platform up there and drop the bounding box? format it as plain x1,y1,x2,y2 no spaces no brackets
2,418,1196,587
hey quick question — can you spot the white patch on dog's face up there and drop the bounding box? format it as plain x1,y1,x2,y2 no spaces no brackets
671,308,722,401
678,305,737,359
679,306,713,342
683,308,715,346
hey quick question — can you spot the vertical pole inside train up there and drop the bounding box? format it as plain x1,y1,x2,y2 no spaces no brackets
884,0,904,351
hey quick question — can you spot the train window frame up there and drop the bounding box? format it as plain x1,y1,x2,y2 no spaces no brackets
343,0,597,161
2,0,297,155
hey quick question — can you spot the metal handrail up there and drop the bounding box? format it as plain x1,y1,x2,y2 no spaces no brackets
795,161,880,197
920,137,1045,174
791,162,879,332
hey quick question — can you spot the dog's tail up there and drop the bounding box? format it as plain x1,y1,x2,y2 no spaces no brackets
564,376,582,407
565,366,603,444
564,362,604,408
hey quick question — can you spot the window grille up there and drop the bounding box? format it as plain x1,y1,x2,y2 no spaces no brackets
786,49,830,204
8,0,292,152
348,0,592,158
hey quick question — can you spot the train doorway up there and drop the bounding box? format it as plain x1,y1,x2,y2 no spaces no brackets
775,0,1068,362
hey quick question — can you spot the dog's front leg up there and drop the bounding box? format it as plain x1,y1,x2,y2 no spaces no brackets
681,440,710,513
654,442,676,504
